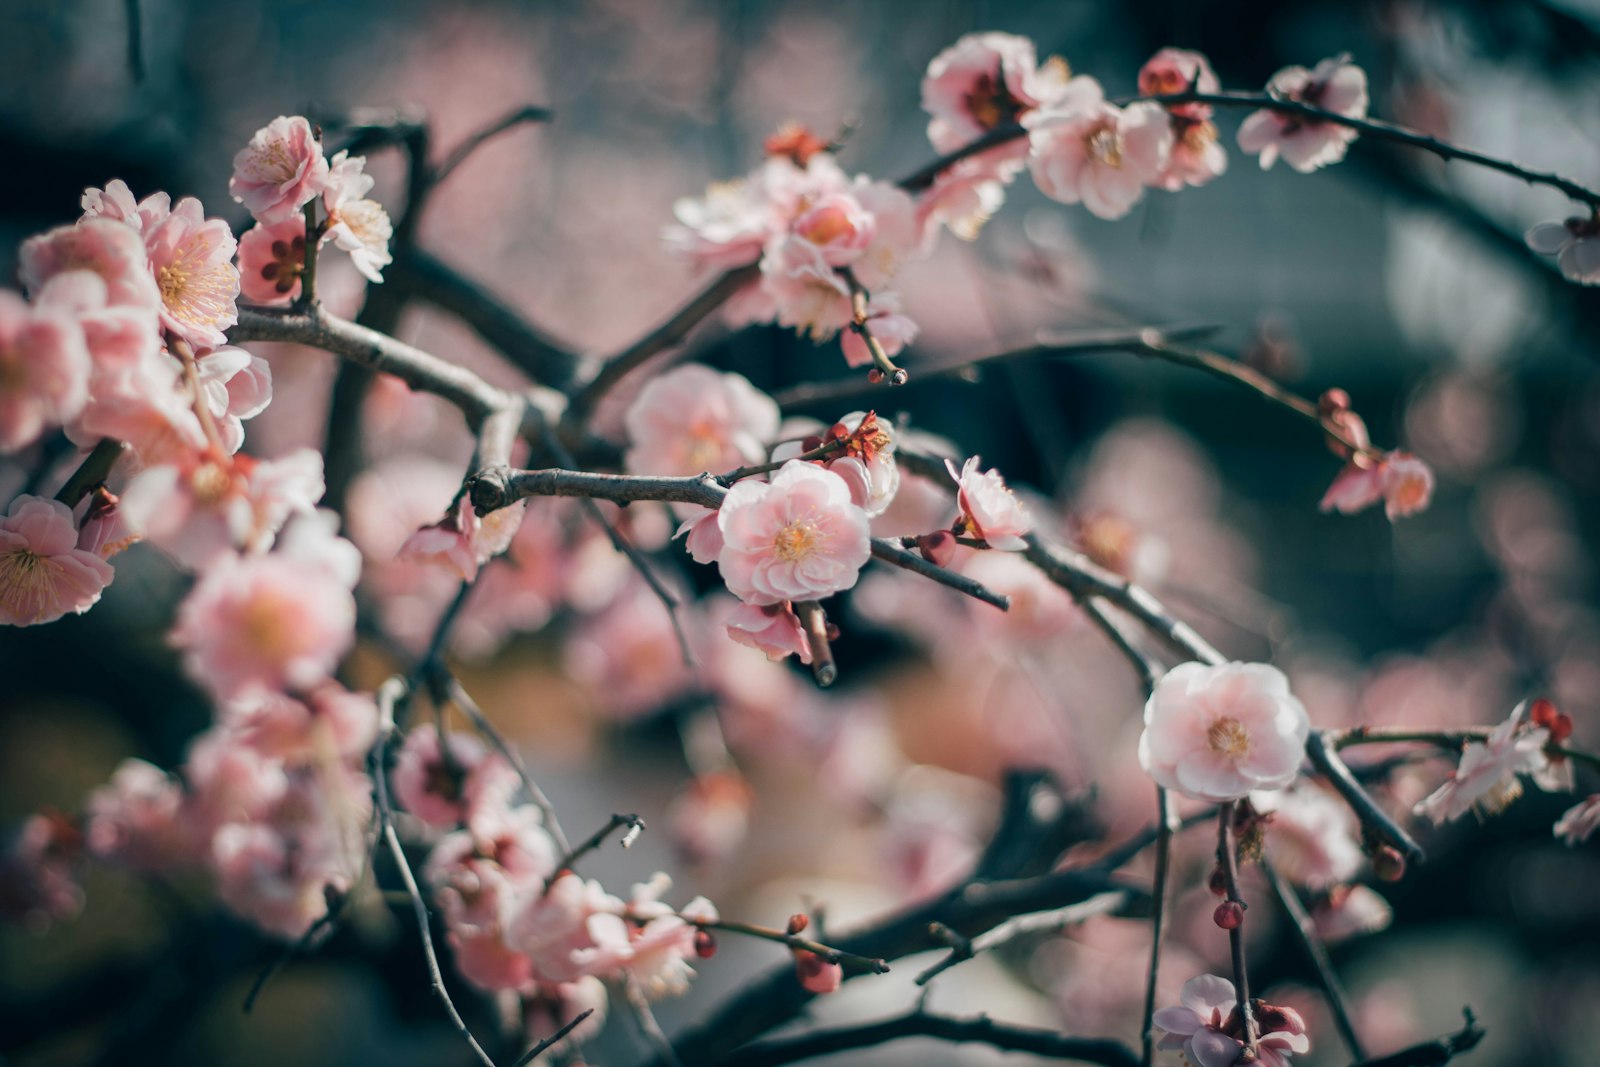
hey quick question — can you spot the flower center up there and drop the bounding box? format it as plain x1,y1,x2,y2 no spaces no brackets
239,593,297,660
158,238,237,328
1086,124,1124,168
796,205,856,247
774,521,819,562
1207,716,1250,759
964,66,1026,130
189,461,235,505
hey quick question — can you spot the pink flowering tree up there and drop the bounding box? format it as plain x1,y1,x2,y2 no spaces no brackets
4,13,1600,1067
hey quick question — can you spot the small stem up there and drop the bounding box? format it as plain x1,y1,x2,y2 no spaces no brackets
171,338,226,453
842,269,908,385
298,201,321,309
686,917,890,974
511,1009,593,1067
53,438,125,507
1262,860,1366,1061
1216,803,1256,1054
793,600,837,687
718,437,846,485
1140,787,1176,1067
550,813,644,882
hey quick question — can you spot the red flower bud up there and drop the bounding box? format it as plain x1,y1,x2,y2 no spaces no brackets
1372,845,1406,882
786,913,809,935
694,929,718,958
1213,901,1245,930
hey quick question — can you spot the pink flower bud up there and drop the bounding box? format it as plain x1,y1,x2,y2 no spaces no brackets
1213,901,1245,929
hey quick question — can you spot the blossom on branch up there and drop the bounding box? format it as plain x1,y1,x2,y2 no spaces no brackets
0,495,115,626
1237,56,1368,173
921,32,1070,168
229,115,330,226
716,460,871,606
143,198,242,349
1138,661,1310,803
0,290,91,453
237,217,308,305
1413,703,1552,824
624,363,779,478
322,151,393,283
1526,215,1600,285
946,455,1031,549
1028,78,1173,220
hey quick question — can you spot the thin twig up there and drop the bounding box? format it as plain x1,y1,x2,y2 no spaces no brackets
511,1008,594,1067
1122,88,1600,208
688,917,890,974
1140,787,1176,1067
870,538,1011,610
1216,803,1256,1055
1350,1008,1484,1067
443,678,570,854
625,978,685,1067
433,105,555,185
551,813,645,879
1262,860,1366,1061
915,892,1128,985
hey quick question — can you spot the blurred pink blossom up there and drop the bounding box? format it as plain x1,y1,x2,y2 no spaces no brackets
1414,705,1550,823
1527,216,1600,285
0,290,91,453
1237,57,1368,173
1554,794,1600,845
624,363,779,477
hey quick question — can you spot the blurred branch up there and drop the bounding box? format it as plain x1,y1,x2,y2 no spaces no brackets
123,0,143,83
1216,803,1257,1053
1263,860,1366,1061
53,438,125,507
432,105,554,185
1305,730,1426,864
1350,1009,1484,1067
914,891,1129,985
713,1010,1141,1067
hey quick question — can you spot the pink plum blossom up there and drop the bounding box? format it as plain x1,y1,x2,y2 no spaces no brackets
1320,451,1434,520
510,872,630,984
1139,662,1311,803
624,363,780,477
921,32,1070,167
226,684,378,765
19,218,163,311
1527,215,1600,284
793,949,843,994
1237,57,1368,173
667,771,754,866
1138,48,1220,121
725,600,812,663
83,759,187,870
0,495,115,626
522,978,608,1053
393,724,500,828
715,460,871,606
237,217,307,305
168,524,359,701
143,197,241,348
1253,781,1363,889
676,507,725,564
565,578,700,719
663,175,774,272
761,236,855,339
229,116,330,225
399,496,484,581
1152,974,1245,1067
120,448,323,570
1028,79,1173,220
1554,794,1600,845
1313,885,1393,943
1413,705,1550,823
81,180,171,234
914,160,1008,244
0,812,84,928
322,151,393,283
0,290,91,453
947,455,1031,550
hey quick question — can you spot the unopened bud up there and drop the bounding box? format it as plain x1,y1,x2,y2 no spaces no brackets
786,913,809,935
694,929,718,958
866,368,885,384
1213,901,1245,930
1317,388,1352,416
1254,1002,1307,1037
1372,845,1406,882
1208,867,1229,896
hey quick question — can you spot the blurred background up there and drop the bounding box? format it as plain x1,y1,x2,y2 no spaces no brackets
3,1,1600,1065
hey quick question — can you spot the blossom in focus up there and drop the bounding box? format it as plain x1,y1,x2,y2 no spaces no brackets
947,455,1031,550
0,290,91,453
0,495,115,626
1138,662,1311,803
237,217,308,305
676,507,725,564
1526,215,1600,284
716,460,871,606
624,363,780,477
1413,704,1551,823
1027,78,1173,220
1237,56,1368,173
1151,974,1245,1067
229,115,330,225
143,197,241,349
322,151,393,283
1554,795,1600,845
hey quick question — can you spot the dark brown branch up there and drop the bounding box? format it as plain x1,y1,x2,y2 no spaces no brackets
1140,787,1175,1067
562,264,760,429
552,812,644,878
1350,1008,1484,1067
1216,803,1257,1053
897,123,1029,192
389,251,581,389
511,1009,593,1067
713,1010,1140,1067
1305,730,1426,864
1262,860,1366,1061
871,538,1011,610
53,438,125,508
792,600,837,687
1124,89,1600,208
441,677,570,853
432,105,554,185
914,891,1128,985
231,305,514,428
